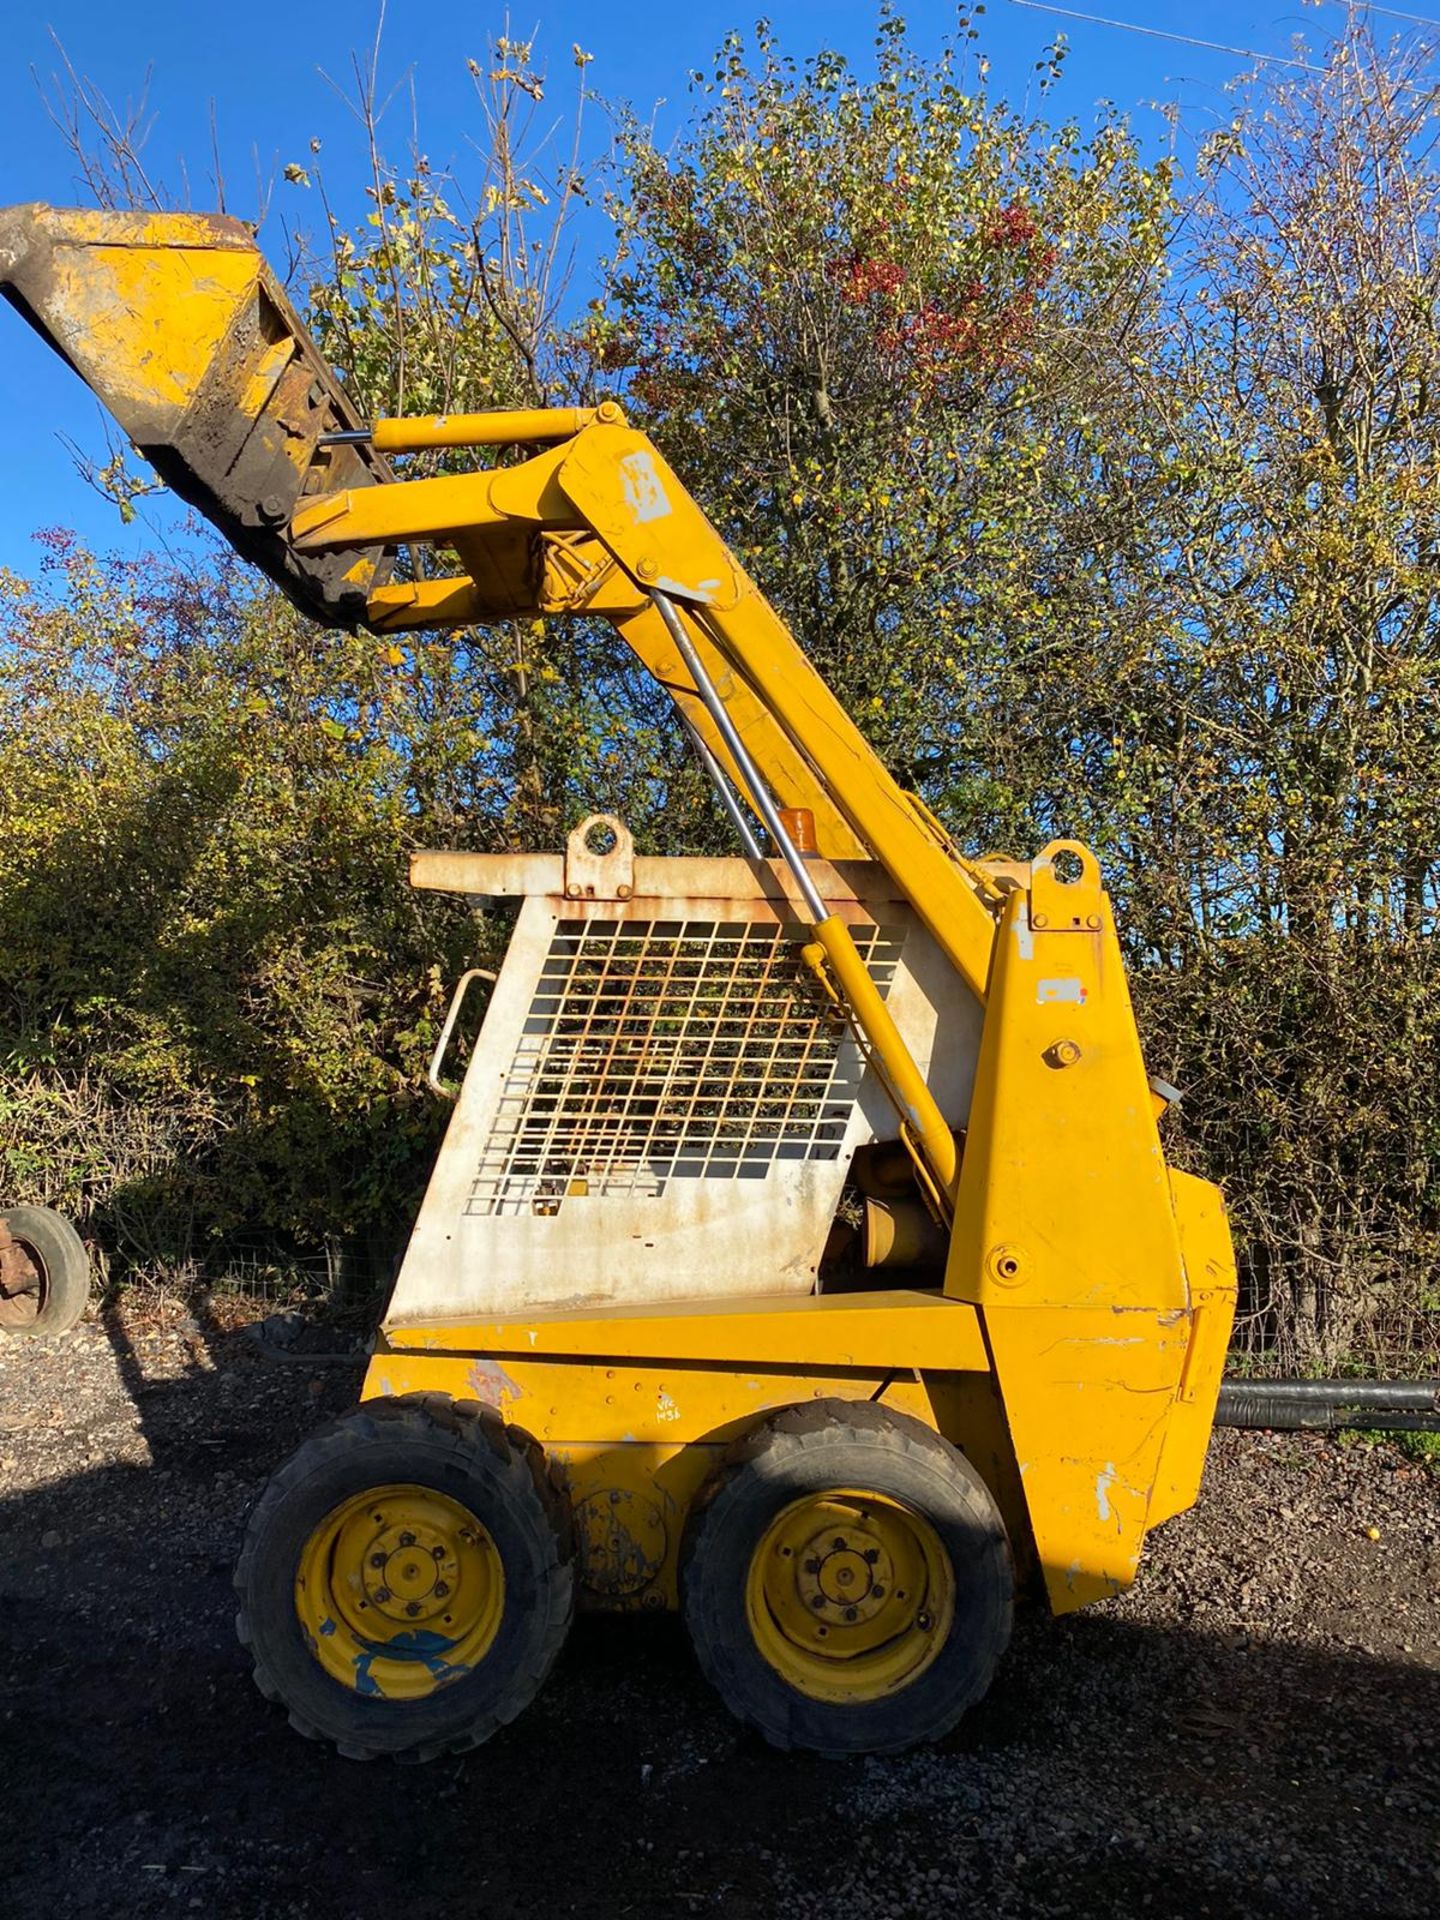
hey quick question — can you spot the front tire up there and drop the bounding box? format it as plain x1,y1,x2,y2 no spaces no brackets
681,1399,1012,1757
235,1393,574,1760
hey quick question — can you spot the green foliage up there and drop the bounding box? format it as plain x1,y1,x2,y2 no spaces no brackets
593,13,1440,1367
594,11,1176,844
1340,1429,1440,1473
0,538,505,1275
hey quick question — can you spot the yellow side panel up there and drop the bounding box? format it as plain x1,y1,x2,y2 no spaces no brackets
1148,1170,1239,1527
359,1349,939,1611
946,863,1186,1315
983,1303,1192,1611
379,1290,989,1374
361,1348,933,1448
941,848,1198,1611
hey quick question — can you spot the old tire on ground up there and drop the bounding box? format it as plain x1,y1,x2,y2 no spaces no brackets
235,1393,574,1760
0,1204,90,1336
681,1398,1012,1757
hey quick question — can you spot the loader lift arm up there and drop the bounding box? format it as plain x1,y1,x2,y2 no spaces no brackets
289,400,1017,1203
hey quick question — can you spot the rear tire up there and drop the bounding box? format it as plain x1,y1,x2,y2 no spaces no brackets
235,1393,574,1760
681,1398,1012,1757
0,1205,90,1336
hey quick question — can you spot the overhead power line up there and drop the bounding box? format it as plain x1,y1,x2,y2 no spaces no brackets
1008,1,1440,72
1006,1,1331,73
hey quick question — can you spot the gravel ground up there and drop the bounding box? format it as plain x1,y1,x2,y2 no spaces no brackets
1,1298,1436,1919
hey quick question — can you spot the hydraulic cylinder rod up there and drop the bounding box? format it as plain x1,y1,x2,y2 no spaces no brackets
323,407,606,454
651,590,959,1202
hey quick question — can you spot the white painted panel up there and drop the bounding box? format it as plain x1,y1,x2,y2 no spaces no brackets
388,862,981,1323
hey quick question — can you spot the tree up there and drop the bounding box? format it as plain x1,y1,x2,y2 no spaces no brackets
0,535,503,1280
594,10,1177,853
1105,19,1440,1364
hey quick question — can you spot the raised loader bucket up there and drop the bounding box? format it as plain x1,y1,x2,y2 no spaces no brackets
0,203,394,626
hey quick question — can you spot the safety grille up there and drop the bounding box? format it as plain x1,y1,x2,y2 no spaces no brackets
466,917,905,1216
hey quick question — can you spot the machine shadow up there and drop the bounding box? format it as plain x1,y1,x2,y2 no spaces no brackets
2,1328,1437,1919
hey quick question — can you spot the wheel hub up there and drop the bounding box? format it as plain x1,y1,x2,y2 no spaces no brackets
361,1520,459,1625
797,1527,895,1624
295,1483,503,1700
745,1489,954,1704
0,1233,43,1331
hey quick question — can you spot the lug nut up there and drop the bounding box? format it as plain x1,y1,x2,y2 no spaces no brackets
844,1607,858,1622
375,1587,391,1603
863,1548,879,1565
803,1558,821,1575
434,1582,449,1598
398,1531,417,1548
432,1544,446,1560
831,1537,847,1551
370,1553,386,1569
810,1594,826,1610
405,1602,421,1618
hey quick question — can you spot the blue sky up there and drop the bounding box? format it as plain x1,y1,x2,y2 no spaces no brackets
0,0,1367,573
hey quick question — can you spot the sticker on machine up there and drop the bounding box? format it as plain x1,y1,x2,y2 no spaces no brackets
620,450,672,523
1037,977,1087,1005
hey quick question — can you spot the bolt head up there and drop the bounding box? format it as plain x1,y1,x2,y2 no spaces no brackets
398,1531,416,1548
370,1553,386,1569
433,1582,449,1599
405,1601,421,1618
375,1587,391,1603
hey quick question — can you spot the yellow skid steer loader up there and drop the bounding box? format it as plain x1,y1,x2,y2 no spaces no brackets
1,204,1236,1759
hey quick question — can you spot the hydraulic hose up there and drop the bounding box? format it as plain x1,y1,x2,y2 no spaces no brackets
1214,1378,1440,1432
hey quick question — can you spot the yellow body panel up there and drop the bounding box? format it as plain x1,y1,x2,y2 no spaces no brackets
380,1288,989,1372
47,241,258,423
362,1341,944,1610
1150,1169,1240,1527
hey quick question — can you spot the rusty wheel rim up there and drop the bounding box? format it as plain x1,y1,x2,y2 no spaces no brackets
0,1235,44,1331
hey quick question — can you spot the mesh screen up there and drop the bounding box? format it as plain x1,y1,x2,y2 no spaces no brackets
466,917,905,1216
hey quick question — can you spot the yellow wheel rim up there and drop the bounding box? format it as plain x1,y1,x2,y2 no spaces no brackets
294,1482,503,1701
744,1489,955,1704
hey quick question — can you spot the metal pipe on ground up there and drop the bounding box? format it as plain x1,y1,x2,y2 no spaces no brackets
1214,1379,1440,1432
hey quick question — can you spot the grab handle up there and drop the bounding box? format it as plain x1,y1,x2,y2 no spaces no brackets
426,968,496,1097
